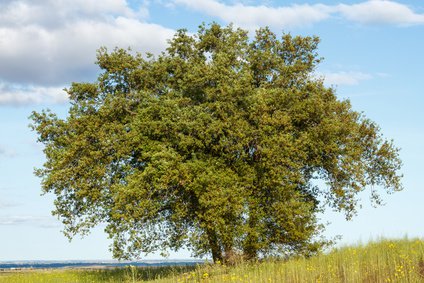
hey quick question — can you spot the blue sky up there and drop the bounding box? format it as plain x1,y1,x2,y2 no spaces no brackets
0,0,423,261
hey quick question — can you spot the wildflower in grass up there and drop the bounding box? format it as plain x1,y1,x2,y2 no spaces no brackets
394,264,406,279
306,264,315,271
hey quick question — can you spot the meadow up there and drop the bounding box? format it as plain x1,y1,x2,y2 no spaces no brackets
1,238,423,282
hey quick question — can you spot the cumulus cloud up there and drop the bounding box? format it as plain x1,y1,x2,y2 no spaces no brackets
0,18,174,86
172,0,424,29
337,0,424,25
1,0,423,105
0,0,142,28
0,83,68,105
173,0,332,30
322,71,373,86
0,0,175,105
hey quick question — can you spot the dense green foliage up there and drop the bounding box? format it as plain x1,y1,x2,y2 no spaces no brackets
30,24,402,263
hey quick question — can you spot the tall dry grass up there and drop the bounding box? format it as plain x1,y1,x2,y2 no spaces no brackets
1,238,423,282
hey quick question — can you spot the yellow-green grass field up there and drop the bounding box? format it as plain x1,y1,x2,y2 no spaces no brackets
1,238,424,282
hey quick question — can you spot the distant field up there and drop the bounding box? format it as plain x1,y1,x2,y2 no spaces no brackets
1,238,424,282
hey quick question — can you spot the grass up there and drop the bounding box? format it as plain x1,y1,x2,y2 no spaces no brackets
1,238,424,282
0,265,197,283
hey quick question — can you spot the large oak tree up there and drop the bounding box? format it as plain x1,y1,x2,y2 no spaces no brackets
31,24,402,263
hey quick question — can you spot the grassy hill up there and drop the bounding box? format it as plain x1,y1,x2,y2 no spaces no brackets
1,238,423,282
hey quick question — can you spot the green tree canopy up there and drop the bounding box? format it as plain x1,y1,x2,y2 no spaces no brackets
31,23,402,263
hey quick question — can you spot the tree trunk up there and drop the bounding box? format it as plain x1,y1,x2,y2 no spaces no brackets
224,245,237,265
243,236,258,260
207,229,222,263
243,216,259,261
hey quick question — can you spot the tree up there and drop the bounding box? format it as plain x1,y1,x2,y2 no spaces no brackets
30,23,402,263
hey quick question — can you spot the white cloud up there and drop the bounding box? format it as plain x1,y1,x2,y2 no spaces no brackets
0,83,68,105
0,215,60,228
337,0,424,25
0,19,174,86
172,0,424,29
173,0,332,30
0,0,174,90
0,0,138,28
1,0,422,105
321,71,373,86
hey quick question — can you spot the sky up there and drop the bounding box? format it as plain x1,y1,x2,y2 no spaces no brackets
0,0,423,261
